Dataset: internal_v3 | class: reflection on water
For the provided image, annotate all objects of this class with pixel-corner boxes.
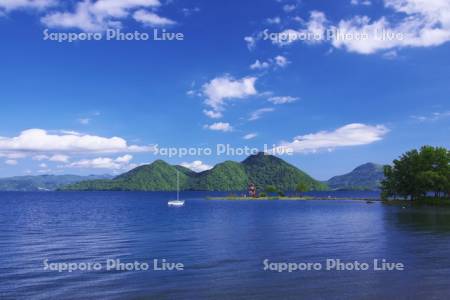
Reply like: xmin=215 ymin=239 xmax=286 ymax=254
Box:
xmin=388 ymin=206 xmax=450 ymax=233
xmin=1 ymin=192 xmax=450 ymax=299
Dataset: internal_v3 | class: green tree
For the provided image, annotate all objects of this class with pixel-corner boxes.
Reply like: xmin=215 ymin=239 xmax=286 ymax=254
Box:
xmin=296 ymin=182 xmax=309 ymax=196
xmin=265 ymin=185 xmax=278 ymax=194
xmin=381 ymin=146 xmax=450 ymax=201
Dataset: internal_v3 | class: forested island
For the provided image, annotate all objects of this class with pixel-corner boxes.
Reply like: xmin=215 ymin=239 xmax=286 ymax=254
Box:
xmin=0 ymin=147 xmax=447 ymax=201
xmin=62 ymin=152 xmax=328 ymax=192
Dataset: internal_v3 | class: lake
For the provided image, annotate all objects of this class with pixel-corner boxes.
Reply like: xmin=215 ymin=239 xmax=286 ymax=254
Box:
xmin=1 ymin=191 xmax=450 ymax=299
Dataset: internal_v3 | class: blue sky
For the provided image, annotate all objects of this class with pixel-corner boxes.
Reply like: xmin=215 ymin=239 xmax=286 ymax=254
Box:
xmin=0 ymin=0 xmax=449 ymax=180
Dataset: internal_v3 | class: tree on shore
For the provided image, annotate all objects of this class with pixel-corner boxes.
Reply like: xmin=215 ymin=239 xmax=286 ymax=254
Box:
xmin=296 ymin=182 xmax=309 ymax=196
xmin=381 ymin=146 xmax=450 ymax=200
xmin=265 ymin=185 xmax=278 ymax=195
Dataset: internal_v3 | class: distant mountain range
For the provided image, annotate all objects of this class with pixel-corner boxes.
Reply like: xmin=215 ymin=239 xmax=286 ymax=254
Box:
xmin=326 ymin=163 xmax=385 ymax=191
xmin=0 ymin=174 xmax=113 ymax=191
xmin=0 ymin=156 xmax=386 ymax=192
xmin=63 ymin=153 xmax=328 ymax=192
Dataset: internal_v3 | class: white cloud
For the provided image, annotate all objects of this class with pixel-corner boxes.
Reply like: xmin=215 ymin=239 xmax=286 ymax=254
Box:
xmin=0 ymin=129 xmax=154 ymax=158
xmin=249 ymin=107 xmax=275 ymax=121
xmin=49 ymin=154 xmax=70 ymax=162
xmin=115 ymin=154 xmax=133 ymax=163
xmin=244 ymin=36 xmax=257 ymax=50
xmin=78 ymin=118 xmax=90 ymax=125
xmin=351 ymin=0 xmax=372 ymax=5
xmin=204 ymin=122 xmax=233 ymax=132
xmin=411 ymin=111 xmax=450 ymax=122
xmin=42 ymin=0 xmax=106 ymax=32
xmin=202 ymin=75 xmax=258 ymax=117
xmin=180 ymin=160 xmax=212 ymax=172
xmin=267 ymin=16 xmax=281 ymax=24
xmin=133 ymin=9 xmax=175 ymax=26
xmin=0 ymin=0 xmax=55 ymax=11
xmin=250 ymin=59 xmax=271 ymax=70
xmin=283 ymin=4 xmax=297 ymax=13
xmin=250 ymin=55 xmax=290 ymax=70
xmin=203 ymin=109 xmax=223 ymax=119
xmin=0 ymin=152 xmax=27 ymax=159
xmin=32 ymin=154 xmax=49 ymax=161
xmin=39 ymin=163 xmax=48 ymax=168
xmin=330 ymin=16 xmax=400 ymax=54
xmin=274 ymin=123 xmax=389 ymax=154
xmin=382 ymin=50 xmax=398 ymax=59
xmin=67 ymin=154 xmax=133 ymax=170
xmin=268 ymin=96 xmax=298 ymax=104
xmin=181 ymin=7 xmax=200 ymax=16
xmin=5 ymin=159 xmax=18 ymax=165
xmin=243 ymin=133 xmax=258 ymax=140
xmin=271 ymin=11 xmax=328 ymax=46
xmin=305 ymin=11 xmax=328 ymax=42
xmin=274 ymin=55 xmax=290 ymax=67
xmin=41 ymin=0 xmax=169 ymax=32
xmin=333 ymin=0 xmax=450 ymax=54
xmin=263 ymin=1 xmax=450 ymax=54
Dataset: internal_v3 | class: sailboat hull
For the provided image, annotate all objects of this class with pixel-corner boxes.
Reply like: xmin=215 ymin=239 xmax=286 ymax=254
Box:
xmin=168 ymin=200 xmax=185 ymax=207
xmin=168 ymin=171 xmax=184 ymax=207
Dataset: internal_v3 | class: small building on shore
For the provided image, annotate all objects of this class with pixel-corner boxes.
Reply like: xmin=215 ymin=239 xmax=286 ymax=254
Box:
xmin=248 ymin=183 xmax=257 ymax=198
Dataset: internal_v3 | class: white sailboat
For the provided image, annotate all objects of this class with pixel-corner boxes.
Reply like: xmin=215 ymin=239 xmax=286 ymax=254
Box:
xmin=168 ymin=171 xmax=185 ymax=207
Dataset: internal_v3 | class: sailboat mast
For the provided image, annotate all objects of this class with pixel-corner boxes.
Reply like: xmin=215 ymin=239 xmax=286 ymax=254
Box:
xmin=177 ymin=171 xmax=179 ymax=201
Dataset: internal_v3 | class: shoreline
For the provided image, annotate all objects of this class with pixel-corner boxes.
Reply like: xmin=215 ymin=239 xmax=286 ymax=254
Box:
xmin=207 ymin=196 xmax=381 ymax=202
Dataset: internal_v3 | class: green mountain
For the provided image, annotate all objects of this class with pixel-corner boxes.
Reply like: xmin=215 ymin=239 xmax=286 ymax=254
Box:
xmin=65 ymin=160 xmax=188 ymax=191
xmin=63 ymin=153 xmax=327 ymax=192
xmin=190 ymin=161 xmax=249 ymax=191
xmin=0 ymin=174 xmax=112 ymax=191
xmin=326 ymin=163 xmax=385 ymax=191
xmin=242 ymin=152 xmax=327 ymax=191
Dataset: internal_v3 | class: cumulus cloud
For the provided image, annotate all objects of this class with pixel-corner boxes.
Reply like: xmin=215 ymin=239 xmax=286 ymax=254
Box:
xmin=269 ymin=1 xmax=450 ymax=54
xmin=283 ymin=4 xmax=297 ymax=13
xmin=67 ymin=154 xmax=133 ymax=170
xmin=202 ymin=75 xmax=258 ymax=117
xmin=351 ymin=0 xmax=372 ymax=5
xmin=268 ymin=96 xmax=299 ymax=104
xmin=250 ymin=59 xmax=271 ymax=70
xmin=274 ymin=123 xmax=389 ymax=153
xmin=0 ymin=0 xmax=55 ymax=11
xmin=332 ymin=0 xmax=450 ymax=54
xmin=243 ymin=133 xmax=258 ymax=140
xmin=180 ymin=160 xmax=213 ymax=172
xmin=274 ymin=55 xmax=290 ymax=67
xmin=249 ymin=107 xmax=275 ymax=121
xmin=267 ymin=16 xmax=281 ymax=24
xmin=250 ymin=55 xmax=290 ymax=70
xmin=244 ymin=36 xmax=257 ymax=50
xmin=41 ymin=0 xmax=172 ymax=32
xmin=203 ymin=109 xmax=223 ymax=119
xmin=256 ymin=0 xmax=450 ymax=55
xmin=204 ymin=122 xmax=233 ymax=132
xmin=272 ymin=11 xmax=328 ymax=46
xmin=133 ymin=9 xmax=175 ymax=26
xmin=0 ymin=129 xmax=154 ymax=159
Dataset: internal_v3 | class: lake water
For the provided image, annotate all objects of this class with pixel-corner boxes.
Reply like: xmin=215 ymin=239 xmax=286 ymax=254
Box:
xmin=1 ymin=191 xmax=450 ymax=299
